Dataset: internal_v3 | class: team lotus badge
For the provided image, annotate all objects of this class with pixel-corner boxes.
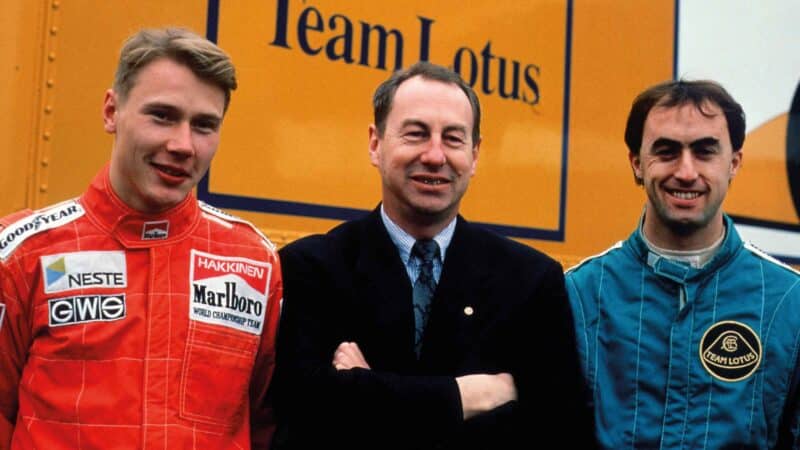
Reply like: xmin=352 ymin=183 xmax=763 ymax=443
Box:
xmin=699 ymin=320 xmax=762 ymax=382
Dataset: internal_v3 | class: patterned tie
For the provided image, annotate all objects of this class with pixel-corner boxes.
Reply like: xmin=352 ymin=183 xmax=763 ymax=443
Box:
xmin=412 ymin=239 xmax=439 ymax=357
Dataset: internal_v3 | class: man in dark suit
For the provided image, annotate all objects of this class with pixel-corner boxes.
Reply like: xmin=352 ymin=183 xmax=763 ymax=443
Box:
xmin=273 ymin=62 xmax=595 ymax=449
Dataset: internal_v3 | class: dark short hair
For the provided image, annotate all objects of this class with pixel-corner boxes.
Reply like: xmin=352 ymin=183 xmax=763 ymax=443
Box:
xmin=624 ymin=79 xmax=745 ymax=155
xmin=113 ymin=27 xmax=237 ymax=112
xmin=373 ymin=61 xmax=481 ymax=145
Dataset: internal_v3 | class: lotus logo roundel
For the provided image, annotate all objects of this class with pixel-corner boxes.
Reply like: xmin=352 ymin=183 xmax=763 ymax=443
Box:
xmin=699 ymin=321 xmax=762 ymax=382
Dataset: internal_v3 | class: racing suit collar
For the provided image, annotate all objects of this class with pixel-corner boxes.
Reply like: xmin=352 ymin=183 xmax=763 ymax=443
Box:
xmin=79 ymin=164 xmax=200 ymax=248
xmin=629 ymin=213 xmax=742 ymax=284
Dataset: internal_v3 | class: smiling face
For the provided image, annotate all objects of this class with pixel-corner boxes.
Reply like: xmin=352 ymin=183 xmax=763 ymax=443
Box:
xmin=631 ymin=101 xmax=742 ymax=249
xmin=368 ymin=75 xmax=480 ymax=238
xmin=103 ymin=57 xmax=225 ymax=214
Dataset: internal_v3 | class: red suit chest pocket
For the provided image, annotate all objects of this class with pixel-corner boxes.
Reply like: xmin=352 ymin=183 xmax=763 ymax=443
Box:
xmin=179 ymin=320 xmax=259 ymax=427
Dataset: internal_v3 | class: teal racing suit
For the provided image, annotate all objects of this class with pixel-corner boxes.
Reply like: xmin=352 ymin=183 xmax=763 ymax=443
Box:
xmin=566 ymin=215 xmax=800 ymax=449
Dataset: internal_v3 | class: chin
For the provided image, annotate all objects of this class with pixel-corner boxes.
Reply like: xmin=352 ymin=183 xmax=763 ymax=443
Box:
xmin=664 ymin=215 xmax=709 ymax=235
xmin=411 ymin=201 xmax=448 ymax=215
xmin=145 ymin=192 xmax=186 ymax=213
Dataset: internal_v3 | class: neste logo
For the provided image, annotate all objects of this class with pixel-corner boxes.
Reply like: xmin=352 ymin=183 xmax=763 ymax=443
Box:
xmin=41 ymin=251 xmax=127 ymax=294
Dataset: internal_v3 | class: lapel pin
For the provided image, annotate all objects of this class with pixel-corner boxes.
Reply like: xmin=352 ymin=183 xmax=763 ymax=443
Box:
xmin=464 ymin=306 xmax=474 ymax=316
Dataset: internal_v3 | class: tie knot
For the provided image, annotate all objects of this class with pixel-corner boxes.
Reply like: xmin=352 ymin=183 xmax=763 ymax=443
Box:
xmin=412 ymin=239 xmax=439 ymax=264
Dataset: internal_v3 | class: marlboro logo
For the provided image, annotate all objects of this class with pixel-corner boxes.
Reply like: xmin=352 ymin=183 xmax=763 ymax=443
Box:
xmin=189 ymin=250 xmax=271 ymax=335
xmin=142 ymin=221 xmax=169 ymax=240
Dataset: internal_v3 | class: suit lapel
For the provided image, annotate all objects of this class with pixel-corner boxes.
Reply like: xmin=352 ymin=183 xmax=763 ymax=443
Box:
xmin=421 ymin=217 xmax=491 ymax=367
xmin=353 ymin=210 xmax=417 ymax=366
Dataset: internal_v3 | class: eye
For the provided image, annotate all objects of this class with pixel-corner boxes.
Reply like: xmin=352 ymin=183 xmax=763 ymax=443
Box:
xmin=444 ymin=134 xmax=466 ymax=147
xmin=192 ymin=118 xmax=220 ymax=134
xmin=149 ymin=110 xmax=170 ymax=122
xmin=653 ymin=146 xmax=679 ymax=160
xmin=693 ymin=146 xmax=717 ymax=159
xmin=146 ymin=107 xmax=177 ymax=124
xmin=403 ymin=129 xmax=428 ymax=142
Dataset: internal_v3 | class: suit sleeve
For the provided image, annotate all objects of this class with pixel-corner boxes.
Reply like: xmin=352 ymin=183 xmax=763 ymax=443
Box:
xmin=272 ymin=242 xmax=462 ymax=447
xmin=0 ymin=260 xmax=31 ymax=448
xmin=565 ymin=271 xmax=592 ymax=386
xmin=512 ymin=261 xmax=597 ymax=448
xmin=249 ymin=252 xmax=283 ymax=450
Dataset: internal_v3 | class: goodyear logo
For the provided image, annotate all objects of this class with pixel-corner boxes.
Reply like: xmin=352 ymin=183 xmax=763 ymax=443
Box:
xmin=0 ymin=201 xmax=85 ymax=260
xmin=699 ymin=320 xmax=762 ymax=382
xmin=40 ymin=251 xmax=127 ymax=294
xmin=48 ymin=294 xmax=126 ymax=327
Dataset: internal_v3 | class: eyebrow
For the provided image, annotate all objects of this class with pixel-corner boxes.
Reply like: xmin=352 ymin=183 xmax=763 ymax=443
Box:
xmin=143 ymin=102 xmax=223 ymax=122
xmin=399 ymin=119 xmax=468 ymax=136
xmin=651 ymin=137 xmax=720 ymax=150
xmin=400 ymin=119 xmax=429 ymax=130
xmin=688 ymin=137 xmax=720 ymax=150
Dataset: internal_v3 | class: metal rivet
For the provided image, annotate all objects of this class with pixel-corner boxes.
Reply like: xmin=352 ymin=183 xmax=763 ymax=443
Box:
xmin=50 ymin=27 xmax=58 ymax=35
xmin=43 ymin=131 xmax=51 ymax=141
xmin=52 ymin=1 xmax=60 ymax=10
xmin=41 ymin=158 xmax=49 ymax=167
xmin=44 ymin=106 xmax=53 ymax=114
xmin=40 ymin=184 xmax=48 ymax=192
xmin=48 ymin=52 xmax=56 ymax=61
xmin=46 ymin=79 xmax=55 ymax=87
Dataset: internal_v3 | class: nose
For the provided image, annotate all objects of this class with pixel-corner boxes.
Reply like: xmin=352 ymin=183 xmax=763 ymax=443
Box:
xmin=674 ymin=150 xmax=698 ymax=181
xmin=419 ymin=138 xmax=446 ymax=168
xmin=166 ymin=122 xmax=194 ymax=156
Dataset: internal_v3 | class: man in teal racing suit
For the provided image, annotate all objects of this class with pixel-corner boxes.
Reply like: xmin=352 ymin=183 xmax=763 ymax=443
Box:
xmin=566 ymin=79 xmax=800 ymax=449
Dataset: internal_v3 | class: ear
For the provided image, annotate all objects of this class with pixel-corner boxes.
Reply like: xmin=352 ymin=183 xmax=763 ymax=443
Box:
xmin=629 ymin=151 xmax=643 ymax=183
xmin=368 ymin=124 xmax=381 ymax=168
xmin=729 ymin=150 xmax=743 ymax=178
xmin=102 ymin=89 xmax=118 ymax=134
xmin=469 ymin=136 xmax=481 ymax=176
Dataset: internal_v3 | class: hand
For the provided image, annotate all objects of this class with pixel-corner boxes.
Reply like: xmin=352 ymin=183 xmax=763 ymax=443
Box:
xmin=455 ymin=372 xmax=517 ymax=420
xmin=332 ymin=341 xmax=371 ymax=370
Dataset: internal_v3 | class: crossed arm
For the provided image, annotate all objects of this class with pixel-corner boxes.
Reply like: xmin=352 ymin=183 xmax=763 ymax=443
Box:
xmin=331 ymin=341 xmax=517 ymax=420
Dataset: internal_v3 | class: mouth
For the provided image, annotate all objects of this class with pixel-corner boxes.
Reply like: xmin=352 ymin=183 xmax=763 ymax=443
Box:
xmin=666 ymin=189 xmax=702 ymax=200
xmin=411 ymin=174 xmax=450 ymax=186
xmin=152 ymin=162 xmax=190 ymax=178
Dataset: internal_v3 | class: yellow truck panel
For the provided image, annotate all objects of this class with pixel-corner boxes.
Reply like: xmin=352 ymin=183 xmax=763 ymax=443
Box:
xmin=1 ymin=0 xmax=797 ymax=266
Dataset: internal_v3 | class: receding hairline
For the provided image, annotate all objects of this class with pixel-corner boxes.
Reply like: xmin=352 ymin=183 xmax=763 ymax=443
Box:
xmin=385 ymin=75 xmax=477 ymax=133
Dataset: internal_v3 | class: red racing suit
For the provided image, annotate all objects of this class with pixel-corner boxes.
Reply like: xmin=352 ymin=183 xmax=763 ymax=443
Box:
xmin=0 ymin=166 xmax=282 ymax=449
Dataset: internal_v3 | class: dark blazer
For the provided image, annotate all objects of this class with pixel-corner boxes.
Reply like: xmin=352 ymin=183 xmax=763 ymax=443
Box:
xmin=272 ymin=208 xmax=595 ymax=449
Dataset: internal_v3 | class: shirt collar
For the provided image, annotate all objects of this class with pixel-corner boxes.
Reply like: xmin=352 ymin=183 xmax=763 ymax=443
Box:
xmin=641 ymin=223 xmax=725 ymax=269
xmin=80 ymin=164 xmax=200 ymax=248
xmin=380 ymin=204 xmax=455 ymax=266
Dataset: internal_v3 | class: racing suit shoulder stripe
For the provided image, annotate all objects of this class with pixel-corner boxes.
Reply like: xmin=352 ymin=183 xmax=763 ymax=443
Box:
xmin=198 ymin=201 xmax=276 ymax=251
xmin=565 ymin=240 xmax=624 ymax=274
xmin=743 ymin=241 xmax=800 ymax=276
xmin=0 ymin=200 xmax=84 ymax=261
